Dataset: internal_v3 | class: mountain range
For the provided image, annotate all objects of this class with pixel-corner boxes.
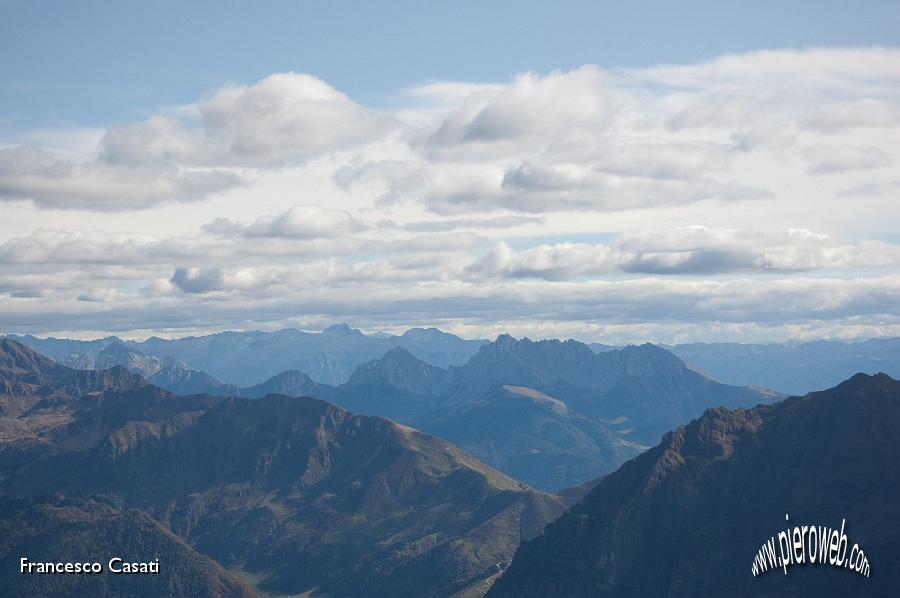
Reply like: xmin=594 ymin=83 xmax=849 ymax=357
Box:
xmin=6 ymin=333 xmax=779 ymax=491
xmin=8 ymin=325 xmax=487 ymax=386
xmin=324 ymin=336 xmax=779 ymax=490
xmin=489 ymin=372 xmax=900 ymax=597
xmin=0 ymin=338 xmax=565 ymax=597
xmin=16 ymin=327 xmax=900 ymax=398
xmin=2 ymin=336 xmax=897 ymax=596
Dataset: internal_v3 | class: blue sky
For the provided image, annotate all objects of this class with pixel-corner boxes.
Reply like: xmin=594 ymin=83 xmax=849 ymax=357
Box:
xmin=3 ymin=0 xmax=898 ymax=129
xmin=1 ymin=2 xmax=899 ymax=342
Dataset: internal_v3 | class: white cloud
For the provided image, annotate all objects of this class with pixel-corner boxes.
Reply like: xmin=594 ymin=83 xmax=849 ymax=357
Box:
xmin=625 ymin=47 xmax=900 ymax=93
xmin=800 ymin=98 xmax=900 ymax=133
xmin=0 ymin=146 xmax=241 ymax=210
xmin=198 ymin=73 xmax=394 ymax=166
xmin=424 ymin=67 xmax=613 ymax=154
xmin=804 ymin=145 xmax=892 ymax=175
xmin=2 ymin=48 xmax=900 ymax=341
xmin=204 ymin=205 xmax=367 ymax=239
xmin=101 ymin=116 xmax=203 ymax=164
xmin=837 ymin=179 xmax=900 ymax=197
xmin=101 ymin=73 xmax=395 ymax=168
xmin=463 ymin=227 xmax=900 ymax=280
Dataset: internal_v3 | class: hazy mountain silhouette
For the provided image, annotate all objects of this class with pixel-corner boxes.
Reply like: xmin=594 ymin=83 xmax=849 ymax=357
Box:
xmin=489 ymin=373 xmax=900 ymax=597
xmin=9 ymin=325 xmax=486 ymax=386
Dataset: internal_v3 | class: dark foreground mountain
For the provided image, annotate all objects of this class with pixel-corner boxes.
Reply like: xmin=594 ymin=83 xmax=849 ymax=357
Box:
xmin=328 ymin=337 xmax=778 ymax=490
xmin=489 ymin=373 xmax=900 ymax=597
xmin=668 ymin=337 xmax=900 ymax=395
xmin=0 ymin=340 xmax=565 ymax=597
xmin=0 ymin=496 xmax=261 ymax=597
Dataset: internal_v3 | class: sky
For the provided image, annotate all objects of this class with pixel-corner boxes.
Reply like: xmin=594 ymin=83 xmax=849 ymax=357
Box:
xmin=1 ymin=1 xmax=899 ymax=343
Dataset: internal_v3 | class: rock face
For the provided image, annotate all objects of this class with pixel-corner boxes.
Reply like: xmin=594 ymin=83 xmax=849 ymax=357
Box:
xmin=0 ymin=339 xmax=565 ymax=597
xmin=488 ymin=373 xmax=900 ymax=597
xmin=0 ymin=496 xmax=262 ymax=597
xmin=325 ymin=336 xmax=779 ymax=490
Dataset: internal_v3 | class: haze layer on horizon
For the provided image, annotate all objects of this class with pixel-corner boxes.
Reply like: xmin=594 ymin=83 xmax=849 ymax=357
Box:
xmin=1 ymin=1 xmax=899 ymax=344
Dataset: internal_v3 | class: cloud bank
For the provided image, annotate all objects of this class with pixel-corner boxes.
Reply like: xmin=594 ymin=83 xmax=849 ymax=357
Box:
xmin=1 ymin=48 xmax=899 ymax=341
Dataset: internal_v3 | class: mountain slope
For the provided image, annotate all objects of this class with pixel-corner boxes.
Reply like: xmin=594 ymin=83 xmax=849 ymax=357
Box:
xmin=0 ymin=496 xmax=261 ymax=597
xmin=0 ymin=337 xmax=144 ymax=394
xmin=489 ymin=373 xmax=900 ymax=597
xmin=0 ymin=340 xmax=565 ymax=597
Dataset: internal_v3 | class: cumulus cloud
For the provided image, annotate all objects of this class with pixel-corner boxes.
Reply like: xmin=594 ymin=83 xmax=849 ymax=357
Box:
xmin=101 ymin=73 xmax=394 ymax=168
xmin=170 ymin=267 xmax=234 ymax=294
xmin=100 ymin=116 xmax=203 ymax=164
xmin=8 ymin=48 xmax=899 ymax=214
xmin=0 ymin=146 xmax=241 ymax=210
xmin=424 ymin=67 xmax=612 ymax=153
xmin=3 ymin=48 xmax=900 ymax=341
xmin=0 ymin=73 xmax=395 ymax=211
xmin=199 ymin=73 xmax=393 ymax=165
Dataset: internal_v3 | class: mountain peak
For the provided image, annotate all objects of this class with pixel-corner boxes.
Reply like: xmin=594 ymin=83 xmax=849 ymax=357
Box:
xmin=380 ymin=345 xmax=421 ymax=363
xmin=400 ymin=327 xmax=444 ymax=341
xmin=0 ymin=337 xmax=62 ymax=375
xmin=344 ymin=346 xmax=448 ymax=403
xmin=834 ymin=371 xmax=895 ymax=390
xmin=495 ymin=333 xmax=518 ymax=345
xmin=266 ymin=369 xmax=315 ymax=384
xmin=323 ymin=323 xmax=361 ymax=335
xmin=354 ymin=346 xmax=434 ymax=380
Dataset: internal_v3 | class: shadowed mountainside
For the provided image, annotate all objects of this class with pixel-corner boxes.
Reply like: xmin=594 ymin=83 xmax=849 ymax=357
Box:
xmin=488 ymin=373 xmax=900 ymax=597
xmin=0 ymin=495 xmax=262 ymax=597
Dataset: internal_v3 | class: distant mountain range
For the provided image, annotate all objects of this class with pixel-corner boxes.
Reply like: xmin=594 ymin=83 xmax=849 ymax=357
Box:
xmin=6 ymin=333 xmax=779 ymax=491
xmin=0 ymin=338 xmax=564 ymax=597
xmin=13 ymin=327 xmax=899 ymax=397
xmin=489 ymin=372 xmax=900 ymax=597
xmin=8 ymin=325 xmax=487 ymax=386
